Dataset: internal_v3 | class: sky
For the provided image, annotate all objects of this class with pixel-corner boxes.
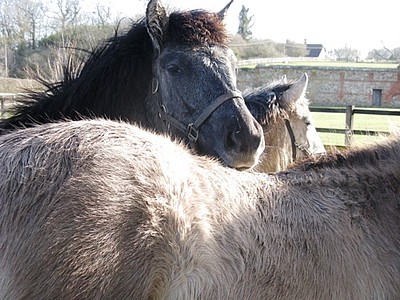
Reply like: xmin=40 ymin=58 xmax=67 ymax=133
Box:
xmin=82 ymin=0 xmax=399 ymax=58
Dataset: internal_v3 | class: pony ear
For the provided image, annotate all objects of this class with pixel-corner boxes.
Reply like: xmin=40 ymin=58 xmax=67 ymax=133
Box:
xmin=146 ymin=0 xmax=168 ymax=57
xmin=218 ymin=0 xmax=234 ymax=20
xmin=282 ymin=73 xmax=308 ymax=104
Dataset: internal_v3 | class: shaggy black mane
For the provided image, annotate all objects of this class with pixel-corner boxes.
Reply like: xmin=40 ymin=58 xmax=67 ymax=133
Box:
xmin=0 ymin=8 xmax=228 ymax=133
xmin=0 ymin=20 xmax=152 ymax=132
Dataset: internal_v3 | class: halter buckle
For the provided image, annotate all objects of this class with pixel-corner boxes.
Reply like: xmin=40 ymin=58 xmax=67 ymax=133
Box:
xmin=187 ymin=123 xmax=199 ymax=142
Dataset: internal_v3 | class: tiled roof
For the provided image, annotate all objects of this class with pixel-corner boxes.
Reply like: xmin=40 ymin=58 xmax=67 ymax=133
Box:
xmin=306 ymin=44 xmax=324 ymax=57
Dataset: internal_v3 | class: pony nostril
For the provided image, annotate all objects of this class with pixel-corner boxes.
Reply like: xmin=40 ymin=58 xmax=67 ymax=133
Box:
xmin=225 ymin=115 xmax=242 ymax=150
xmin=225 ymin=131 xmax=238 ymax=150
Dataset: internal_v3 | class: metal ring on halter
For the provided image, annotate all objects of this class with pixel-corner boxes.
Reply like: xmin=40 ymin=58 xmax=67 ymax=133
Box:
xmin=267 ymin=91 xmax=276 ymax=101
xmin=158 ymin=104 xmax=167 ymax=120
xmin=152 ymin=78 xmax=159 ymax=94
xmin=187 ymin=123 xmax=199 ymax=142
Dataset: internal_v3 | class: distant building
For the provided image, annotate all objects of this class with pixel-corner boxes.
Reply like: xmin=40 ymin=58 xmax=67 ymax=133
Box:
xmin=306 ymin=44 xmax=325 ymax=58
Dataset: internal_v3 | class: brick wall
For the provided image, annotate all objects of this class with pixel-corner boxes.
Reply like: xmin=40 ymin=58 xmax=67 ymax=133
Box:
xmin=237 ymin=65 xmax=400 ymax=107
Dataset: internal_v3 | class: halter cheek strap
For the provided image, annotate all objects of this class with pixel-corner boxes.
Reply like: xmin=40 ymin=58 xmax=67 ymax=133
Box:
xmin=284 ymin=119 xmax=297 ymax=162
xmin=284 ymin=119 xmax=313 ymax=161
xmin=158 ymin=90 xmax=244 ymax=144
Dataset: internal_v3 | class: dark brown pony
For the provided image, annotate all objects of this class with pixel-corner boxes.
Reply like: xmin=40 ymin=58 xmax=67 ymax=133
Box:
xmin=1 ymin=119 xmax=399 ymax=299
xmin=0 ymin=0 xmax=264 ymax=169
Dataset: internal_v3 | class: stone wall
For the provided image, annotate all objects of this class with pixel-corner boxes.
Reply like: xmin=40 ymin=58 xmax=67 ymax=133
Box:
xmin=237 ymin=65 xmax=400 ymax=107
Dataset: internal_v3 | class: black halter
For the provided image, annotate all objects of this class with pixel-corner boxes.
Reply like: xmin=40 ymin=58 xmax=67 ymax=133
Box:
xmin=284 ymin=119 xmax=312 ymax=161
xmin=155 ymin=81 xmax=244 ymax=146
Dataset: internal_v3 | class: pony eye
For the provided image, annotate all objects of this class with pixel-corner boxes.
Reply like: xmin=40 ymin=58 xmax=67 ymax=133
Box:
xmin=167 ymin=64 xmax=183 ymax=75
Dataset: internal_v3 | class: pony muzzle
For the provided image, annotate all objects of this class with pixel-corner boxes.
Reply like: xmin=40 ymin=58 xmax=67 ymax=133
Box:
xmin=223 ymin=117 xmax=265 ymax=169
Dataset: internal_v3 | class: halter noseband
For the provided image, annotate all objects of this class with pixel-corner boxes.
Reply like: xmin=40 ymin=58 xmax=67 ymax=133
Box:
xmin=157 ymin=87 xmax=244 ymax=145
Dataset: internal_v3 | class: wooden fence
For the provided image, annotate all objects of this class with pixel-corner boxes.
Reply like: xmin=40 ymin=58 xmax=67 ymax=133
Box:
xmin=310 ymin=105 xmax=400 ymax=147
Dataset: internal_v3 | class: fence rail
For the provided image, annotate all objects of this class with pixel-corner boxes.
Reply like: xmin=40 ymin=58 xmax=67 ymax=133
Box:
xmin=310 ymin=105 xmax=400 ymax=147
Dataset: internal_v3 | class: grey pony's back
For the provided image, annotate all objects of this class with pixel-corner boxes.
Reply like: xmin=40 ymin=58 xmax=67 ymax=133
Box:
xmin=1 ymin=119 xmax=400 ymax=299
xmin=0 ymin=119 xmax=234 ymax=299
xmin=0 ymin=120 xmax=158 ymax=299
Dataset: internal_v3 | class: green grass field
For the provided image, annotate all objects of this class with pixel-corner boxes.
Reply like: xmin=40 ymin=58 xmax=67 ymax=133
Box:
xmin=311 ymin=108 xmax=400 ymax=147
xmin=270 ymin=61 xmax=399 ymax=69
xmin=239 ymin=61 xmax=399 ymax=69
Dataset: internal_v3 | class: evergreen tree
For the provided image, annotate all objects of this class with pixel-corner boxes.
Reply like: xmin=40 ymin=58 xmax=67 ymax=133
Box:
xmin=237 ymin=5 xmax=254 ymax=41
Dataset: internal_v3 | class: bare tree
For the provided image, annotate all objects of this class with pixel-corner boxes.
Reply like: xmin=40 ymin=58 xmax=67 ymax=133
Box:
xmin=52 ymin=0 xmax=81 ymax=38
xmin=0 ymin=0 xmax=47 ymax=77
xmin=0 ymin=0 xmax=46 ymax=48
xmin=18 ymin=0 xmax=47 ymax=49
xmin=367 ymin=47 xmax=400 ymax=62
xmin=0 ymin=0 xmax=133 ymax=78
xmin=330 ymin=46 xmax=360 ymax=62
xmin=92 ymin=4 xmax=112 ymax=27
xmin=1 ymin=0 xmax=27 ymax=47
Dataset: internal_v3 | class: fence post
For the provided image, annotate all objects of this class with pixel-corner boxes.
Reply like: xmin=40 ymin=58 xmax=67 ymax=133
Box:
xmin=345 ymin=105 xmax=354 ymax=146
xmin=0 ymin=96 xmax=4 ymax=118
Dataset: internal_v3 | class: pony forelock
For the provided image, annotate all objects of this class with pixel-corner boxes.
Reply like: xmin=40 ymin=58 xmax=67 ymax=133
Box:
xmin=167 ymin=10 xmax=228 ymax=46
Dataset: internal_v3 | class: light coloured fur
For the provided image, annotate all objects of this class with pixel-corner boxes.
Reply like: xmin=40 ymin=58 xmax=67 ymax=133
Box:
xmin=1 ymin=119 xmax=399 ymax=299
xmin=247 ymin=73 xmax=326 ymax=173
